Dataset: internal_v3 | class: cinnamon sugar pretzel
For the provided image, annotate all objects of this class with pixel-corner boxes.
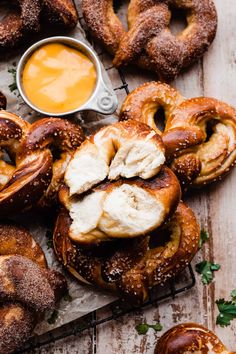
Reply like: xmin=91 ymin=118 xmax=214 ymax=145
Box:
xmin=82 ymin=0 xmax=217 ymax=81
xmin=0 ymin=223 xmax=67 ymax=354
xmin=120 ymin=82 xmax=236 ymax=187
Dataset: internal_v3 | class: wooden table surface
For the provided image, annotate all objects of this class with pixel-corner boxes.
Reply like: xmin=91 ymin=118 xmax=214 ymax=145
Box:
xmin=34 ymin=1 xmax=236 ymax=353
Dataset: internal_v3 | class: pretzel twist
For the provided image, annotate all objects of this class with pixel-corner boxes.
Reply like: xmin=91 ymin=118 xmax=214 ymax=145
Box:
xmin=155 ymin=323 xmax=235 ymax=353
xmin=0 ymin=223 xmax=67 ymax=354
xmin=82 ymin=0 xmax=217 ymax=81
xmin=53 ymin=201 xmax=199 ymax=303
xmin=60 ymin=120 xmax=181 ymax=245
xmin=0 ymin=111 xmax=84 ymax=215
xmin=120 ymin=82 xmax=236 ymax=188
xmin=0 ymin=0 xmax=78 ymax=54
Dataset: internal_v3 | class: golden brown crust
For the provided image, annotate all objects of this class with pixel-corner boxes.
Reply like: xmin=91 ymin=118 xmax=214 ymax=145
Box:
xmin=120 ymin=81 xmax=184 ymax=134
xmin=119 ymin=83 xmax=236 ymax=188
xmin=155 ymin=323 xmax=233 ymax=353
xmin=53 ymin=201 xmax=199 ymax=303
xmin=20 ymin=118 xmax=85 ymax=208
xmin=0 ymin=112 xmax=84 ymax=214
xmin=82 ymin=0 xmax=217 ymax=80
xmin=0 ymin=223 xmax=47 ymax=268
xmin=164 ymin=97 xmax=236 ymax=187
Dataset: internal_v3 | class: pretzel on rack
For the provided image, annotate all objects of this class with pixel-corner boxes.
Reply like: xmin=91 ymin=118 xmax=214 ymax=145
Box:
xmin=0 ymin=111 xmax=84 ymax=215
xmin=120 ymin=82 xmax=236 ymax=188
xmin=82 ymin=0 xmax=217 ymax=81
xmin=60 ymin=120 xmax=181 ymax=245
xmin=0 ymin=223 xmax=67 ymax=354
xmin=54 ymin=201 xmax=199 ymax=303
xmin=155 ymin=323 xmax=235 ymax=353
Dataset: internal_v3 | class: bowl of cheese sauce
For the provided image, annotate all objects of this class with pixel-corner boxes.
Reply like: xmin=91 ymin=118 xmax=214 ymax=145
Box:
xmin=17 ymin=37 xmax=118 ymax=116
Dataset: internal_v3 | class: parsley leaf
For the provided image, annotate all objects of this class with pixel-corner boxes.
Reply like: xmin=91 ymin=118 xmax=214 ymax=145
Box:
xmin=216 ymin=299 xmax=236 ymax=327
xmin=47 ymin=310 xmax=59 ymax=324
xmin=136 ymin=322 xmax=163 ymax=335
xmin=199 ymin=229 xmax=209 ymax=248
xmin=8 ymin=68 xmax=17 ymax=93
xmin=196 ymin=260 xmax=220 ymax=284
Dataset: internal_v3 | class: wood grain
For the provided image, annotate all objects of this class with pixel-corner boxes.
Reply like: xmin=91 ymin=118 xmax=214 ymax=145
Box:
xmin=35 ymin=0 xmax=236 ymax=352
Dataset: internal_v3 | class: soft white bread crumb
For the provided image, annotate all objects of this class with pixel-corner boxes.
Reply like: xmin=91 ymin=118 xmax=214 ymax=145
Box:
xmin=69 ymin=191 xmax=106 ymax=234
xmin=65 ymin=142 xmax=108 ymax=195
xmin=99 ymin=184 xmax=165 ymax=237
xmin=108 ymin=141 xmax=165 ymax=180
xmin=68 ymin=184 xmax=165 ymax=242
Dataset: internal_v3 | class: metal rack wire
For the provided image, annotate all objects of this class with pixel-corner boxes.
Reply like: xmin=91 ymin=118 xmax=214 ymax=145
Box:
xmin=18 ymin=57 xmax=196 ymax=353
xmin=20 ymin=265 xmax=195 ymax=353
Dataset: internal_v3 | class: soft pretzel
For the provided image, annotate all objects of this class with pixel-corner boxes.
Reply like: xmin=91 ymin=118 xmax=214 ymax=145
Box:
xmin=82 ymin=0 xmax=217 ymax=81
xmin=0 ymin=223 xmax=47 ymax=268
xmin=19 ymin=117 xmax=85 ymax=208
xmin=60 ymin=167 xmax=181 ymax=244
xmin=120 ymin=81 xmax=184 ymax=135
xmin=120 ymin=82 xmax=236 ymax=188
xmin=0 ymin=303 xmax=35 ymax=354
xmin=0 ymin=112 xmax=84 ymax=214
xmin=155 ymin=323 xmax=234 ymax=353
xmin=163 ymin=97 xmax=236 ymax=187
xmin=42 ymin=0 xmax=79 ymax=28
xmin=0 ymin=0 xmax=41 ymax=52
xmin=62 ymin=120 xmax=181 ymax=244
xmin=0 ymin=0 xmax=78 ymax=54
xmin=0 ymin=224 xmax=67 ymax=354
xmin=53 ymin=201 xmax=199 ymax=303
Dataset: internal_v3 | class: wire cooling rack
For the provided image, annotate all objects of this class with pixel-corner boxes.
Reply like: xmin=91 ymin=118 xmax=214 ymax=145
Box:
xmin=17 ymin=16 xmax=196 ymax=353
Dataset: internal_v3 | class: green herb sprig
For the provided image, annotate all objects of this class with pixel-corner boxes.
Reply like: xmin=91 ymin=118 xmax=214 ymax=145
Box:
xmin=196 ymin=260 xmax=220 ymax=284
xmin=136 ymin=322 xmax=163 ymax=335
xmin=216 ymin=290 xmax=236 ymax=327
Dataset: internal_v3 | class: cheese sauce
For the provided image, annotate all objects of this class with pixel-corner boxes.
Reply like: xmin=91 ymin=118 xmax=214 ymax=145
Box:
xmin=22 ymin=43 xmax=97 ymax=113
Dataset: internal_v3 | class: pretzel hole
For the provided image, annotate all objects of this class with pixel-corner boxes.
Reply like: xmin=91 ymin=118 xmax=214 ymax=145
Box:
xmin=169 ymin=7 xmax=188 ymax=36
xmin=113 ymin=0 xmax=129 ymax=30
xmin=0 ymin=149 xmax=13 ymax=165
xmin=0 ymin=1 xmax=17 ymax=20
xmin=149 ymin=228 xmax=171 ymax=249
xmin=205 ymin=120 xmax=217 ymax=142
xmin=154 ymin=107 xmax=166 ymax=132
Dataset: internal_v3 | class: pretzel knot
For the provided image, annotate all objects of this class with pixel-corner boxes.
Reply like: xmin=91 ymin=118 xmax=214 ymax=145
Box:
xmin=54 ymin=201 xmax=199 ymax=303
xmin=58 ymin=120 xmax=181 ymax=245
xmin=120 ymin=82 xmax=236 ymax=188
xmin=0 ymin=223 xmax=67 ymax=354
xmin=82 ymin=0 xmax=217 ymax=81
xmin=155 ymin=323 xmax=235 ymax=353
xmin=0 ymin=111 xmax=84 ymax=215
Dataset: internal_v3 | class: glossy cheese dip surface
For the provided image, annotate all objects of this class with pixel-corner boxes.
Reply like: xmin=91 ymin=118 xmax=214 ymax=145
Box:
xmin=22 ymin=43 xmax=97 ymax=113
